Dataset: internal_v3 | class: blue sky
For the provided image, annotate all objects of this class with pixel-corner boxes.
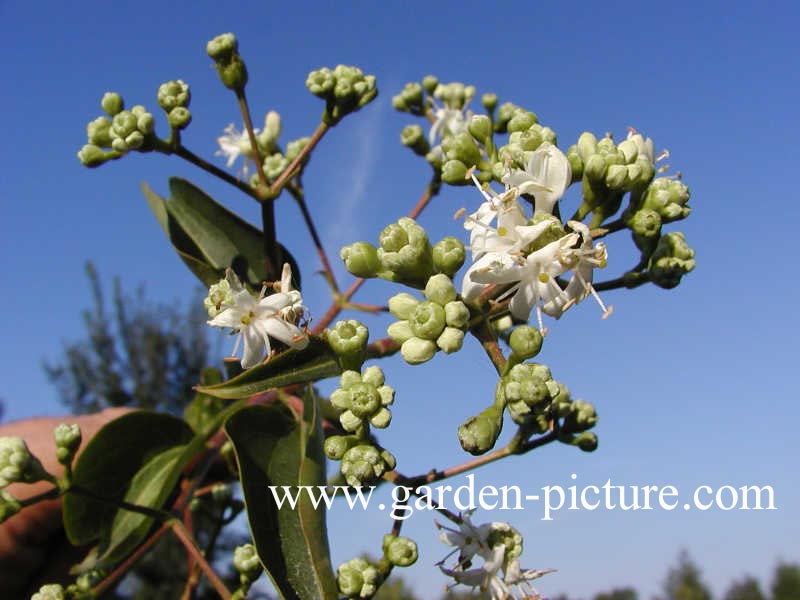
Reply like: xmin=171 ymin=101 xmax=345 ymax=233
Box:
xmin=1 ymin=1 xmax=799 ymax=598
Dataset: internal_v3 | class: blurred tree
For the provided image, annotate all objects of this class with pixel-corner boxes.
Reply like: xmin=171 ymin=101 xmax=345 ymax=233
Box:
xmin=595 ymin=588 xmax=638 ymax=600
xmin=723 ymin=576 xmax=765 ymax=600
xmin=373 ymin=575 xmax=421 ymax=600
xmin=770 ymin=562 xmax=800 ymax=600
xmin=44 ymin=262 xmax=210 ymax=415
xmin=656 ymin=550 xmax=713 ymax=600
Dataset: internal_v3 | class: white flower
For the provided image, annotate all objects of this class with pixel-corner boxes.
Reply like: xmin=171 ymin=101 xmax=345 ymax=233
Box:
xmin=429 ymin=106 xmax=469 ymax=146
xmin=502 ymin=143 xmax=572 ymax=215
xmin=216 ymin=123 xmax=258 ymax=175
xmin=436 ymin=510 xmax=493 ymax=565
xmin=440 ymin=544 xmax=511 ymax=600
xmin=545 ymin=221 xmax=613 ymax=320
xmin=466 ymin=232 xmax=577 ymax=332
xmin=206 ymin=264 xmax=308 ymax=369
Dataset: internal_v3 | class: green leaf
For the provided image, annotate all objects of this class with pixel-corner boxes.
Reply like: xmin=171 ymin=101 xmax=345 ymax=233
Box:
xmin=142 ymin=178 xmax=301 ymax=289
xmin=63 ymin=412 xmax=194 ymax=546
xmin=224 ymin=395 xmax=338 ymax=600
xmin=184 ymin=367 xmax=226 ymax=433
xmin=197 ymin=338 xmax=341 ymax=400
xmin=65 ymin=403 xmax=249 ymax=567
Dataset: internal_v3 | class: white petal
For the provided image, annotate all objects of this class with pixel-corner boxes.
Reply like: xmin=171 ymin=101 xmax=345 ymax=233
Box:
xmin=240 ymin=325 xmax=267 ymax=368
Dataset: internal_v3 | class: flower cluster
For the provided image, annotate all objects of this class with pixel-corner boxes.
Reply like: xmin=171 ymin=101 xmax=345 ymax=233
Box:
xmin=205 ymin=264 xmax=308 ymax=369
xmin=460 ymin=146 xmax=611 ymax=333
xmin=387 ymin=274 xmax=471 ymax=364
xmin=438 ymin=511 xmax=555 ymax=600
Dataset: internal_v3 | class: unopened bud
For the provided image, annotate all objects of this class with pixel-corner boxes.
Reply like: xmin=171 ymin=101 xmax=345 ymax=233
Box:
xmin=340 ymin=242 xmax=380 ymax=278
xmin=458 ymin=404 xmax=503 ymax=455
xmin=432 ymin=237 xmax=466 ymax=277
xmin=101 ymin=92 xmax=124 ymax=116
xmin=509 ymin=325 xmax=543 ymax=359
xmin=383 ymin=534 xmax=418 ymax=567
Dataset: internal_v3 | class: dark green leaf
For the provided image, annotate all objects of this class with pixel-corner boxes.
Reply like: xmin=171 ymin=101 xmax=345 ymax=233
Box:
xmin=224 ymin=394 xmax=337 ymax=600
xmin=197 ymin=338 xmax=341 ymax=400
xmin=142 ymin=178 xmax=301 ymax=289
xmin=63 ymin=412 xmax=194 ymax=546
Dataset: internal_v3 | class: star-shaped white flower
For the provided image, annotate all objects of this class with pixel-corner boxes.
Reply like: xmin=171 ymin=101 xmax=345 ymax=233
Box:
xmin=502 ymin=143 xmax=572 ymax=215
xmin=466 ymin=232 xmax=578 ymax=332
xmin=543 ymin=221 xmax=613 ymax=320
xmin=216 ymin=123 xmax=258 ymax=175
xmin=436 ymin=510 xmax=494 ymax=566
xmin=207 ymin=265 xmax=308 ymax=369
xmin=462 ymin=174 xmax=548 ymax=261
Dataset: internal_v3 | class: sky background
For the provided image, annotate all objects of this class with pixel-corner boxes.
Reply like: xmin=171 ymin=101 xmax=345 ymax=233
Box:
xmin=1 ymin=1 xmax=799 ymax=599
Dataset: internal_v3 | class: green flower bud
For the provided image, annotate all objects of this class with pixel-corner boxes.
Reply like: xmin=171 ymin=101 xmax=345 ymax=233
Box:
xmin=517 ymin=127 xmax=544 ymax=151
xmin=31 ymin=583 xmax=65 ymax=600
xmin=494 ymin=102 xmax=517 ymax=132
xmin=383 ymin=534 xmax=418 ymax=567
xmin=432 ymin=236 xmax=466 ymax=277
xmin=168 ymin=106 xmax=191 ymax=130
xmin=401 ymin=124 xmax=430 ymax=156
xmin=486 ymin=522 xmax=523 ymax=561
xmin=341 ymin=242 xmax=380 ymax=278
xmin=421 ymin=75 xmax=439 ymax=95
xmin=444 ymin=301 xmax=470 ymax=329
xmin=541 ymin=126 xmax=557 ymax=145
xmin=157 ymin=79 xmax=191 ymax=112
xmin=425 ymin=148 xmax=444 ymax=170
xmin=217 ymin=55 xmax=249 ymax=91
xmin=642 ymin=178 xmax=691 ymax=221
xmin=0 ymin=490 xmax=20 ymax=523
xmin=87 ymin=117 xmax=113 ymax=146
xmin=573 ymin=431 xmax=598 ymax=452
xmin=331 ymin=368 xmax=394 ymax=432
xmin=137 ymin=112 xmax=155 ymax=135
xmin=130 ymin=104 xmax=147 ymax=118
xmin=337 ymin=557 xmax=381 ymax=598
xmin=583 ymin=153 xmax=607 ymax=183
xmin=597 ymin=136 xmax=616 ymax=153
xmin=628 ymin=208 xmax=662 ymax=238
xmin=577 ymin=132 xmax=598 ymax=161
xmin=409 ymin=301 xmax=446 ymax=340
xmin=509 ymin=326 xmax=543 ymax=359
xmin=399 ymin=82 xmax=424 ymax=109
xmin=124 ymin=131 xmax=145 ymax=150
xmin=567 ymin=148 xmax=584 ymax=181
xmin=634 ymin=155 xmax=656 ymax=186
xmin=388 ymin=293 xmax=419 ymax=319
xmin=648 ymin=232 xmax=696 ymax=289
xmin=441 ymin=132 xmax=481 ymax=166
xmin=111 ymin=137 xmax=128 ymax=152
xmin=502 ymin=363 xmax=554 ymax=425
xmin=77 ymin=144 xmax=112 ymax=167
xmin=468 ymin=114 xmax=492 ymax=142
xmin=285 ymin=137 xmax=309 ymax=163
xmin=441 ymin=159 xmax=469 ymax=185
xmin=507 ymin=110 xmax=538 ymax=133
xmin=458 ymin=404 xmax=503 ymax=455
xmin=53 ymin=423 xmax=81 ymax=466
xmin=0 ymin=436 xmax=48 ymax=488
xmin=481 ymin=93 xmax=498 ymax=112
xmin=256 ymin=110 xmax=282 ymax=153
xmin=341 ymin=444 xmax=394 ymax=486
xmin=262 ymin=153 xmax=289 ymax=181
xmin=377 ymin=218 xmax=434 ymax=283
xmin=306 ymin=67 xmax=335 ymax=98
xmin=387 ymin=320 xmax=414 ymax=344
xmin=233 ymin=543 xmax=262 ymax=582
xmin=400 ymin=337 xmax=437 ymax=365
xmin=424 ymin=273 xmax=456 ymax=305
xmin=370 ymin=408 xmax=392 ymax=429
xmin=605 ymin=164 xmax=629 ymax=190
xmin=101 ymin=92 xmax=124 ymax=116
xmin=206 ymin=33 xmax=238 ymax=60
xmin=617 ymin=138 xmax=639 ymax=163
xmin=324 ymin=435 xmax=356 ymax=460
xmin=436 ymin=327 xmax=464 ymax=354
xmin=111 ymin=111 xmax=138 ymax=138
xmin=562 ymin=400 xmax=598 ymax=433
xmin=327 ymin=320 xmax=368 ymax=371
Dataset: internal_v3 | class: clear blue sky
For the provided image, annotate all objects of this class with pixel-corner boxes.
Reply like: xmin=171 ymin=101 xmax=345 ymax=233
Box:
xmin=1 ymin=1 xmax=798 ymax=598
